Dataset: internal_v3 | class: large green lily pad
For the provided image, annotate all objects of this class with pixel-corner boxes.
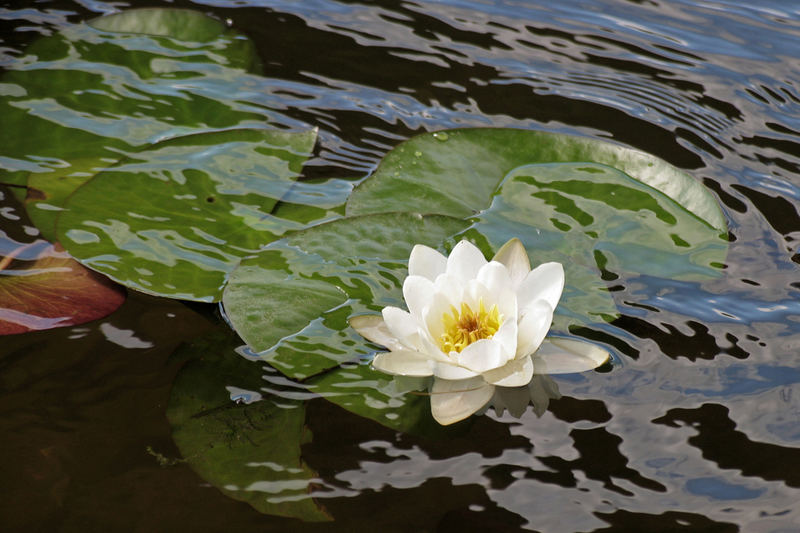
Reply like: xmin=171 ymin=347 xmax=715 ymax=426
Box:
xmin=167 ymin=330 xmax=330 ymax=521
xmin=25 ymin=157 xmax=118 ymax=243
xmin=57 ymin=128 xmax=317 ymax=302
xmin=223 ymin=128 xmax=729 ymax=377
xmin=346 ymin=128 xmax=727 ymax=233
xmin=461 ymin=161 xmax=727 ymax=332
xmin=216 ymin=129 xmax=729 ymax=436
xmin=222 ymin=213 xmax=469 ymax=379
xmin=1 ymin=7 xmax=264 ymax=192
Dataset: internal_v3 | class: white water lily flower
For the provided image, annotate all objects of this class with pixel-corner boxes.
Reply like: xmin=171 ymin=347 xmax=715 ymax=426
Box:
xmin=350 ymin=238 xmax=609 ymax=425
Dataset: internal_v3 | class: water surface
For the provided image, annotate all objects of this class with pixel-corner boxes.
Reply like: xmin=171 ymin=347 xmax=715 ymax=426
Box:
xmin=1 ymin=0 xmax=800 ymax=531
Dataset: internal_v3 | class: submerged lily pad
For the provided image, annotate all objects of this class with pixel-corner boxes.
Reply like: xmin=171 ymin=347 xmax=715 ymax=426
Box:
xmin=222 ymin=213 xmax=469 ymax=379
xmin=346 ymin=128 xmax=727 ymax=233
xmin=167 ymin=330 xmax=330 ymax=521
xmin=89 ymin=8 xmax=237 ymax=45
xmin=1 ymin=7 xmax=264 ymax=191
xmin=57 ymin=128 xmax=317 ymax=302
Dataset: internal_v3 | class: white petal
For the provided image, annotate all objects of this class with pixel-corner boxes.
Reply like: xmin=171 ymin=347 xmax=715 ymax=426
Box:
xmin=372 ymin=349 xmax=435 ymax=376
xmin=491 ymin=318 xmax=518 ymax=361
xmin=432 ymin=273 xmax=463 ymax=308
xmin=446 ymin=240 xmax=486 ymax=282
xmin=433 ymin=361 xmax=479 ymax=380
xmin=382 ymin=306 xmax=421 ymax=350
xmin=516 ymin=300 xmax=554 ymax=358
xmin=464 ymin=279 xmax=517 ymax=322
xmin=517 ymin=262 xmax=564 ymax=313
xmin=464 ymin=278 xmax=486 ymax=310
xmin=418 ymin=331 xmax=451 ymax=363
xmin=402 ymin=275 xmax=434 ymax=321
xmin=532 ymin=337 xmax=611 ymax=374
xmin=423 ymin=287 xmax=459 ymax=342
xmin=491 ymin=238 xmax=531 ymax=289
xmin=457 ymin=338 xmax=505 ymax=373
xmin=430 ymin=377 xmax=494 ymax=425
xmin=349 ymin=314 xmax=405 ymax=351
xmin=483 ymin=354 xmax=534 ymax=387
xmin=492 ymin=286 xmax=519 ymax=325
xmin=468 ymin=261 xmax=517 ymax=321
xmin=408 ymin=244 xmax=447 ymax=281
xmin=476 ymin=261 xmax=512 ymax=296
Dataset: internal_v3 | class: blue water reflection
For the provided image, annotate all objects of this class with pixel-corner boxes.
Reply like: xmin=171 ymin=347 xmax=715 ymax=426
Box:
xmin=686 ymin=476 xmax=767 ymax=501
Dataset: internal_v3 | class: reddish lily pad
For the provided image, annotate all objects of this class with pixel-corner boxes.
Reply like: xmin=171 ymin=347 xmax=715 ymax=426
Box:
xmin=0 ymin=242 xmax=125 ymax=335
xmin=1 ymin=184 xmax=124 ymax=334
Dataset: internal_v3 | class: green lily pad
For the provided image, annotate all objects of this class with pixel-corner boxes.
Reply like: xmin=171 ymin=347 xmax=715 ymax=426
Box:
xmin=460 ymin=162 xmax=727 ymax=331
xmin=222 ymin=213 xmax=469 ymax=379
xmin=25 ymin=158 xmax=117 ymax=243
xmin=306 ymin=361 xmax=447 ymax=435
xmin=56 ymin=128 xmax=317 ymax=302
xmin=167 ymin=329 xmax=330 ymax=521
xmin=219 ymin=129 xmax=729 ymax=431
xmin=223 ymin=130 xmax=728 ymax=374
xmin=1 ymin=7 xmax=264 ymax=190
xmin=346 ymin=128 xmax=727 ymax=233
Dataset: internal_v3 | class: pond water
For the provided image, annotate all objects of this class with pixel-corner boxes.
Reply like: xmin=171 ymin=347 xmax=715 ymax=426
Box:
xmin=2 ymin=0 xmax=800 ymax=531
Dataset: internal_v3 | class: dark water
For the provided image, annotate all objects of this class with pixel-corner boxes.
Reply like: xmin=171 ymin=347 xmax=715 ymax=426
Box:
xmin=2 ymin=0 xmax=800 ymax=531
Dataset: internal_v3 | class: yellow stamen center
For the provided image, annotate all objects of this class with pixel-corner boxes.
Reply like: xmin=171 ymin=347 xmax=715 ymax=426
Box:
xmin=439 ymin=299 xmax=502 ymax=353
